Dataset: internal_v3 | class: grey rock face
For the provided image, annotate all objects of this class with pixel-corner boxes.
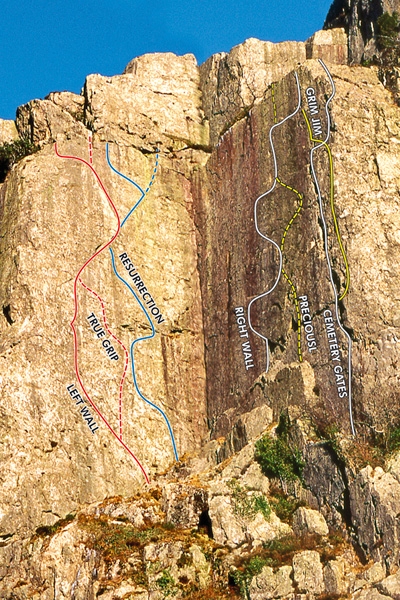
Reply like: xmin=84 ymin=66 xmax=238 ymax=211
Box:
xmin=200 ymin=38 xmax=306 ymax=146
xmin=302 ymin=442 xmax=347 ymax=520
xmin=0 ymin=50 xmax=209 ymax=541
xmin=325 ymin=0 xmax=400 ymax=63
xmin=350 ymin=465 xmax=400 ymax=567
xmin=216 ymin=405 xmax=273 ymax=462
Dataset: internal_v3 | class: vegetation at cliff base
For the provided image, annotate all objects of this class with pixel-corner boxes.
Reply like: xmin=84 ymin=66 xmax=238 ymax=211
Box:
xmin=315 ymin=417 xmax=400 ymax=470
xmin=0 ymin=137 xmax=39 ymax=182
xmin=387 ymin=425 xmax=400 ymax=453
xmin=227 ymin=479 xmax=271 ymax=520
xmin=231 ymin=531 xmax=348 ymax=599
xmin=231 ymin=555 xmax=267 ymax=599
xmin=268 ymin=486 xmax=304 ymax=523
xmin=77 ymin=515 xmax=189 ymax=564
xmin=254 ymin=413 xmax=304 ymax=483
xmin=156 ymin=569 xmax=176 ymax=597
xmin=34 ymin=513 xmax=75 ymax=538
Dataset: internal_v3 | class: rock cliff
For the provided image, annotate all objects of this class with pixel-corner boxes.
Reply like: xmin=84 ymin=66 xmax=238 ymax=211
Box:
xmin=1 ymin=1 xmax=400 ymax=597
xmin=325 ymin=0 xmax=400 ymax=62
xmin=2 ymin=408 xmax=400 ymax=599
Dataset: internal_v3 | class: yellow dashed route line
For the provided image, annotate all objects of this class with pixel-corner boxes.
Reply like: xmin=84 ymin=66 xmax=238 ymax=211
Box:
xmin=272 ymin=83 xmax=303 ymax=362
xmin=277 ymin=178 xmax=304 ymax=363
xmin=271 ymin=83 xmax=278 ymax=124
xmin=302 ymin=109 xmax=350 ymax=301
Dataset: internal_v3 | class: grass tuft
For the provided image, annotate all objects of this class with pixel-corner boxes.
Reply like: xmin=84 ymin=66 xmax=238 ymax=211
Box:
xmin=255 ymin=413 xmax=304 ymax=483
xmin=227 ymin=480 xmax=271 ymax=520
xmin=34 ymin=513 xmax=75 ymax=538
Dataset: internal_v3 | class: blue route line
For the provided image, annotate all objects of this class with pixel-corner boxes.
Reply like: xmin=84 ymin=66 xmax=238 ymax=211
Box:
xmin=110 ymin=248 xmax=179 ymax=461
xmin=106 ymin=143 xmax=159 ymax=228
xmin=106 ymin=145 xmax=178 ymax=461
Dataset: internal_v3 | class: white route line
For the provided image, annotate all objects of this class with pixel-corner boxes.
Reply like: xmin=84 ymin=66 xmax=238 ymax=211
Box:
xmin=247 ymin=72 xmax=302 ymax=374
xmin=310 ymin=59 xmax=355 ymax=436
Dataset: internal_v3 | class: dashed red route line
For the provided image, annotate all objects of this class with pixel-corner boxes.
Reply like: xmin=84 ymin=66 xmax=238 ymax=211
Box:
xmin=79 ymin=278 xmax=129 ymax=441
xmin=88 ymin=134 xmax=93 ymax=165
xmin=55 ymin=143 xmax=150 ymax=484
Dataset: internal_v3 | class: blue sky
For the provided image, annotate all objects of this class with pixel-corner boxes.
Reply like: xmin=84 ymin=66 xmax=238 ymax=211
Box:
xmin=0 ymin=0 xmax=333 ymax=119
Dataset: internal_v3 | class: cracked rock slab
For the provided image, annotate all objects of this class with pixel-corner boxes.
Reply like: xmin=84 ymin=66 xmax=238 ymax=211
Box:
xmin=249 ymin=565 xmax=293 ymax=599
xmin=292 ymin=550 xmax=324 ymax=594
xmin=292 ymin=507 xmax=329 ymax=537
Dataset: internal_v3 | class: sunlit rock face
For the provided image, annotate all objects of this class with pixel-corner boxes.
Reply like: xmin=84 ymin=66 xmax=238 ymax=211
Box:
xmin=0 ymin=52 xmax=209 ymax=539
xmin=1 ymin=20 xmax=400 ymax=598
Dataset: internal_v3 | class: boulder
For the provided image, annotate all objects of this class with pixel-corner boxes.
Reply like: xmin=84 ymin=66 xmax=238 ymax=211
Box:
xmin=377 ymin=570 xmax=400 ymax=599
xmin=208 ymin=495 xmax=245 ymax=548
xmin=249 ymin=565 xmax=293 ymax=599
xmin=364 ymin=562 xmax=387 ymax=585
xmin=292 ymin=507 xmax=329 ymax=537
xmin=162 ymin=483 xmax=208 ymax=529
xmin=324 ymin=558 xmax=349 ymax=594
xmin=292 ymin=550 xmax=324 ymax=594
xmin=208 ymin=494 xmax=290 ymax=549
xmin=354 ymin=561 xmax=386 ymax=591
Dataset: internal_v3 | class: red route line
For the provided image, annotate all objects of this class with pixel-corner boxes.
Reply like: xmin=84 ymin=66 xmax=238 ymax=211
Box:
xmin=55 ymin=143 xmax=150 ymax=484
xmin=79 ymin=278 xmax=129 ymax=441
